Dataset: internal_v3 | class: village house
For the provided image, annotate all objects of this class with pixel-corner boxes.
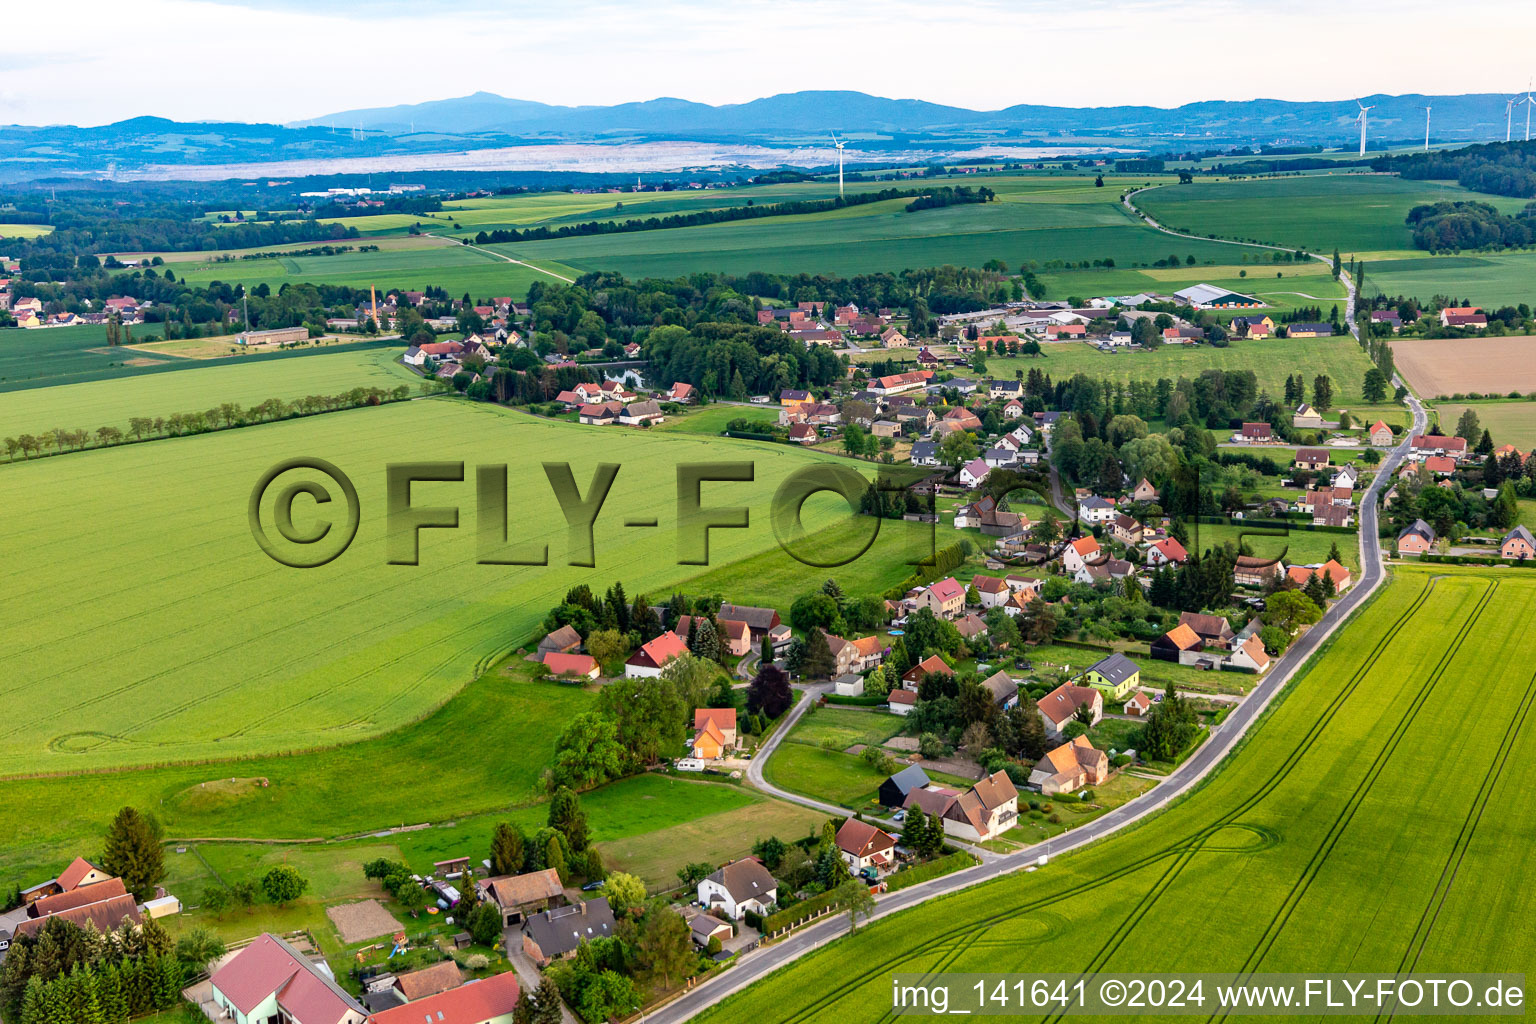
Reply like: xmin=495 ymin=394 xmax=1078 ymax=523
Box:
xmin=537 ymin=625 xmax=582 ymax=658
xmin=1398 ymin=519 xmax=1437 ymax=556
xmin=578 ymin=401 xmax=623 ymax=426
xmin=1110 ymin=515 xmax=1144 ymax=546
xmin=1180 ymin=611 xmax=1235 ymax=649
xmin=1410 ymin=434 xmax=1468 ymax=460
xmin=1038 ymin=683 xmax=1103 ymax=739
xmin=979 ymin=668 xmax=1019 ymax=708
xmin=667 ymin=382 xmax=696 ymax=403
xmin=1369 ymin=310 xmax=1403 ymax=332
xmin=698 ymin=860 xmax=777 ymax=920
xmin=692 ymin=707 xmax=739 ymax=760
xmin=1287 ymin=559 xmax=1353 ymax=593
xmin=1133 ymin=478 xmax=1159 ymax=503
xmin=1439 ymin=306 xmax=1484 ymax=328
xmin=479 ymin=868 xmax=564 ymax=926
xmin=1150 ymin=622 xmax=1204 ymax=662
xmin=1293 ymin=403 xmax=1325 ymax=429
xmin=624 ymin=631 xmax=689 ymax=678
xmin=523 ymin=899 xmax=616 ymax=967
xmin=970 ymin=574 xmax=1012 ymax=608
xmin=1145 ymin=537 xmax=1189 ymax=567
xmin=959 ymin=458 xmax=990 ymax=488
xmin=901 ymin=653 xmax=954 ymax=691
xmin=1078 ymin=653 xmax=1140 ymax=700
xmin=369 ymin=971 xmax=520 ymax=1024
xmin=1230 ymin=314 xmax=1274 ymax=338
xmin=1287 ymin=322 xmax=1334 ymax=338
xmin=1294 ymin=448 xmax=1330 ymax=472
xmin=907 ymin=771 xmax=1019 ymax=843
xmin=1236 ymin=422 xmax=1274 ymax=443
xmin=1062 ymin=536 xmax=1101 ymax=574
xmin=913 ymin=577 xmax=966 ymax=619
xmin=835 ymin=819 xmax=898 ymax=874
xmin=1030 ymin=736 xmax=1110 ymax=796
xmin=718 ymin=604 xmax=782 ymax=641
xmin=1077 ymin=496 xmax=1118 ymax=524
xmin=542 ymin=652 xmax=599 ymax=680
xmin=1368 ymin=420 xmax=1394 ymax=447
xmin=209 ymin=933 xmax=367 ymax=1024
xmin=1501 ymin=525 xmax=1536 ymax=560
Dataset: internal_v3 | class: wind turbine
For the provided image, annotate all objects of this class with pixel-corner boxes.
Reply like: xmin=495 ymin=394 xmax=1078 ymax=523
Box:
xmin=1524 ymin=83 xmax=1536 ymax=142
xmin=829 ymin=132 xmax=845 ymax=197
xmin=1354 ymin=101 xmax=1373 ymax=157
xmin=1420 ymin=105 xmax=1432 ymax=152
xmin=1506 ymin=96 xmax=1517 ymax=142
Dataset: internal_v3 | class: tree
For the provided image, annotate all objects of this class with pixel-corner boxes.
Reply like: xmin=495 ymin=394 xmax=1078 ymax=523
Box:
xmin=534 ymin=980 xmax=565 ymax=1024
xmin=551 ymin=713 xmax=626 ymax=790
xmin=690 ymin=618 xmax=722 ymax=662
xmin=939 ymin=429 xmax=979 ymax=467
xmin=260 ymin=866 xmax=308 ymax=906
xmin=491 ymin=822 xmax=526 ymax=877
xmin=101 ymin=808 xmax=164 ymax=898
xmin=174 ymin=926 xmax=226 ymax=976
xmin=1362 ymin=367 xmax=1387 ymax=403
xmin=466 ymin=901 xmax=503 ymax=946
xmin=548 ymin=787 xmax=590 ymax=853
xmin=788 ymin=592 xmax=839 ymax=632
xmin=833 ymin=879 xmax=876 ymax=932
xmin=583 ymin=628 xmax=627 ymax=669
xmin=801 ymin=629 xmax=836 ymax=679
xmin=637 ymin=903 xmax=695 ymax=988
xmin=1311 ymin=374 xmax=1333 ymax=411
xmin=753 ymin=836 xmax=788 ymax=871
xmin=748 ymin=663 xmax=794 ymax=717
xmin=603 ymin=872 xmax=648 ymax=916
xmin=1262 ymin=590 xmax=1323 ymax=634
xmin=1455 ymin=407 xmax=1482 ymax=442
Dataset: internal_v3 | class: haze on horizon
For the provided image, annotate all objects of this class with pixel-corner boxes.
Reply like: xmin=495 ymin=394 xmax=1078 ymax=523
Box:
xmin=6 ymin=0 xmax=1536 ymax=128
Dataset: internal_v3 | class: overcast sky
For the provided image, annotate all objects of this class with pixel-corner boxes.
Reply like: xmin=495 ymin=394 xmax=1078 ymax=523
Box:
xmin=6 ymin=0 xmax=1536 ymax=127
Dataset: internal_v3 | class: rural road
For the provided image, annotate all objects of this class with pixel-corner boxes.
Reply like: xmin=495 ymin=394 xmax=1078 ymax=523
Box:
xmin=651 ymin=223 xmax=1425 ymax=1023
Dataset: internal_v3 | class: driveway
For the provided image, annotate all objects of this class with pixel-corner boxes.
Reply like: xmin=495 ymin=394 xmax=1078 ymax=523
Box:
xmin=504 ymin=943 xmax=579 ymax=1024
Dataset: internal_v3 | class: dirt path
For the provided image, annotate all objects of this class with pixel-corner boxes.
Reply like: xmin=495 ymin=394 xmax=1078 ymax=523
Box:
xmin=427 ymin=233 xmax=576 ymax=283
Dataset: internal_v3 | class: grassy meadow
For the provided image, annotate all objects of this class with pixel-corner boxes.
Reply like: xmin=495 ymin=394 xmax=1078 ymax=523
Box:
xmin=694 ymin=567 xmax=1536 ymax=1023
xmin=0 ymin=346 xmax=414 ymax=442
xmin=1364 ymin=251 xmax=1536 ymax=308
xmin=1035 ymin=260 xmax=1347 ymax=313
xmin=1436 ymin=399 xmax=1536 ymax=450
xmin=0 ymin=398 xmax=872 ymax=777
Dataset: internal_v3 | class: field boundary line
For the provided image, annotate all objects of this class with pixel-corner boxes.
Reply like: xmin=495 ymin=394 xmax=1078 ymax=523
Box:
xmin=426 ymin=233 xmax=576 ymax=283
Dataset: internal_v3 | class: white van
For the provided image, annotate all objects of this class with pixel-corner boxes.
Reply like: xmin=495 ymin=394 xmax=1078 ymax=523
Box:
xmin=675 ymin=758 xmax=705 ymax=772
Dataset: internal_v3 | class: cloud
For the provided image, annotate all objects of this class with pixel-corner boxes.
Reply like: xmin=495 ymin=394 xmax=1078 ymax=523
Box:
xmin=4 ymin=0 xmax=1535 ymax=126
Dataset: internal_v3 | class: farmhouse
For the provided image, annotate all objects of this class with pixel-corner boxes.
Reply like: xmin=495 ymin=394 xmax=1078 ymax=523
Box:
xmin=1110 ymin=515 xmax=1144 ymax=545
xmin=959 ymin=458 xmax=990 ymax=488
xmin=624 ymin=630 xmax=688 ymax=678
xmin=1410 ymin=434 xmax=1468 ymax=459
xmin=1038 ymin=683 xmax=1103 ymax=739
xmin=1287 ymin=560 xmax=1353 ymax=593
xmin=902 ymin=654 xmax=954 ymax=690
xmin=698 ymin=860 xmax=777 ymax=920
xmin=1369 ymin=310 xmax=1402 ymax=332
xmin=1234 ymin=555 xmax=1285 ymax=587
xmin=1369 ymin=420 xmax=1394 ymax=447
xmin=1173 ymin=284 xmax=1261 ymax=309
xmin=934 ymin=771 xmax=1019 ymax=842
xmin=1151 ymin=623 xmax=1203 ymax=662
xmin=480 ymin=868 xmax=564 ymax=926
xmin=209 ymin=933 xmax=367 ymax=1024
xmin=718 ymin=604 xmax=782 ymax=640
xmin=834 ymin=819 xmax=897 ymax=873
xmin=1286 ymin=323 xmax=1334 ymax=338
xmin=1179 ymin=611 xmax=1235 ymax=649
xmin=537 ymin=625 xmax=582 ymax=657
xmin=879 ymin=763 xmax=931 ymax=807
xmin=1230 ymin=315 xmax=1274 ymax=338
xmin=1030 ymin=736 xmax=1110 ymax=796
xmin=522 ymin=899 xmax=616 ymax=966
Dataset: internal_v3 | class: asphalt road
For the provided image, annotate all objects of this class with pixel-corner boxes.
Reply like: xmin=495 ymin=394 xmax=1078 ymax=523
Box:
xmin=650 ymin=245 xmax=1425 ymax=1023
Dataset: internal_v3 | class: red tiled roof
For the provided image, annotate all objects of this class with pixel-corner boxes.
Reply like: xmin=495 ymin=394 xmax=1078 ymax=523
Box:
xmin=542 ymin=652 xmax=598 ymax=677
xmin=56 ymin=857 xmax=101 ymax=891
xmin=31 ymin=877 xmax=126 ymax=917
xmin=629 ymin=630 xmax=688 ymax=669
xmin=695 ymin=707 xmax=737 ymax=732
xmin=927 ymin=577 xmax=965 ymax=603
xmin=372 ymin=971 xmax=520 ymax=1024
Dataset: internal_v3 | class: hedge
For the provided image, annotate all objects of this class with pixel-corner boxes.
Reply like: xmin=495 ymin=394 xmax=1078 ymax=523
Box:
xmin=886 ymin=850 xmax=979 ymax=892
xmin=1418 ymin=553 xmax=1536 ymax=567
xmin=825 ymin=694 xmax=887 ymax=706
xmin=761 ymin=889 xmax=844 ymax=934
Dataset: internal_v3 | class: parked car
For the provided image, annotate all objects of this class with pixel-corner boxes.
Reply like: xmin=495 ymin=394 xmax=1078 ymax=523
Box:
xmin=581 ymin=880 xmax=606 ymax=891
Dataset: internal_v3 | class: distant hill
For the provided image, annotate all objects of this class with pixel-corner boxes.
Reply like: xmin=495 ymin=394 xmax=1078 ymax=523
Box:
xmin=294 ymin=89 xmax=1517 ymax=143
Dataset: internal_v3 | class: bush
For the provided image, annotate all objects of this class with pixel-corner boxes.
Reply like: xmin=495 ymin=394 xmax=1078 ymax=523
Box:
xmin=464 ymin=953 xmax=490 ymax=970
xmin=885 ymin=851 xmax=979 ymax=892
xmin=1048 ymin=813 xmax=1062 ymax=824
xmin=707 ymin=934 xmax=723 ymax=955
xmin=1080 ymin=790 xmax=1095 ymax=802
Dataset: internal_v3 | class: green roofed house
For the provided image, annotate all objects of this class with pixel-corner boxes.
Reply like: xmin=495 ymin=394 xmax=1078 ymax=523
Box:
xmin=1079 ymin=652 xmax=1140 ymax=700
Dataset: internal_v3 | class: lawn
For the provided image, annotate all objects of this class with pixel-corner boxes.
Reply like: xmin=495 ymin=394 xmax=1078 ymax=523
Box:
xmin=691 ymin=566 xmax=1536 ymax=1023
xmin=788 ymin=706 xmax=906 ymax=750
xmin=1019 ymin=642 xmax=1255 ymax=697
xmin=1190 ymin=520 xmax=1358 ymax=570
xmin=984 ymin=334 xmax=1375 ymax=400
xmin=0 ymin=346 xmax=415 ymax=442
xmin=763 ymin=743 xmax=892 ymax=809
xmin=597 ymin=798 xmax=827 ymax=892
xmin=652 ymin=403 xmax=785 ymax=435
xmin=0 ymin=398 xmax=877 ymax=778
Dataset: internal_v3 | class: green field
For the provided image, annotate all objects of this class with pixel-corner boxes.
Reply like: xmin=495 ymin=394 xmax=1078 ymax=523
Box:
xmin=1136 ymin=175 xmax=1531 ymax=255
xmin=652 ymin=403 xmax=785 ymax=435
xmin=1190 ymin=520 xmax=1358 ymax=571
xmin=499 ymin=176 xmax=1245 ymax=280
xmin=164 ymin=238 xmax=579 ymax=299
xmin=0 ymin=398 xmax=869 ymax=776
xmin=984 ymin=335 xmax=1375 ymax=398
xmin=1365 ymin=251 xmax=1536 ymax=308
xmin=0 ymin=346 xmax=414 ymax=442
xmin=695 ymin=567 xmax=1536 ymax=1022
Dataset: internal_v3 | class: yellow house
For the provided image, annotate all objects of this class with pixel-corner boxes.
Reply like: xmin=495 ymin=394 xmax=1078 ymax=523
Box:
xmin=1079 ymin=652 xmax=1140 ymax=700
